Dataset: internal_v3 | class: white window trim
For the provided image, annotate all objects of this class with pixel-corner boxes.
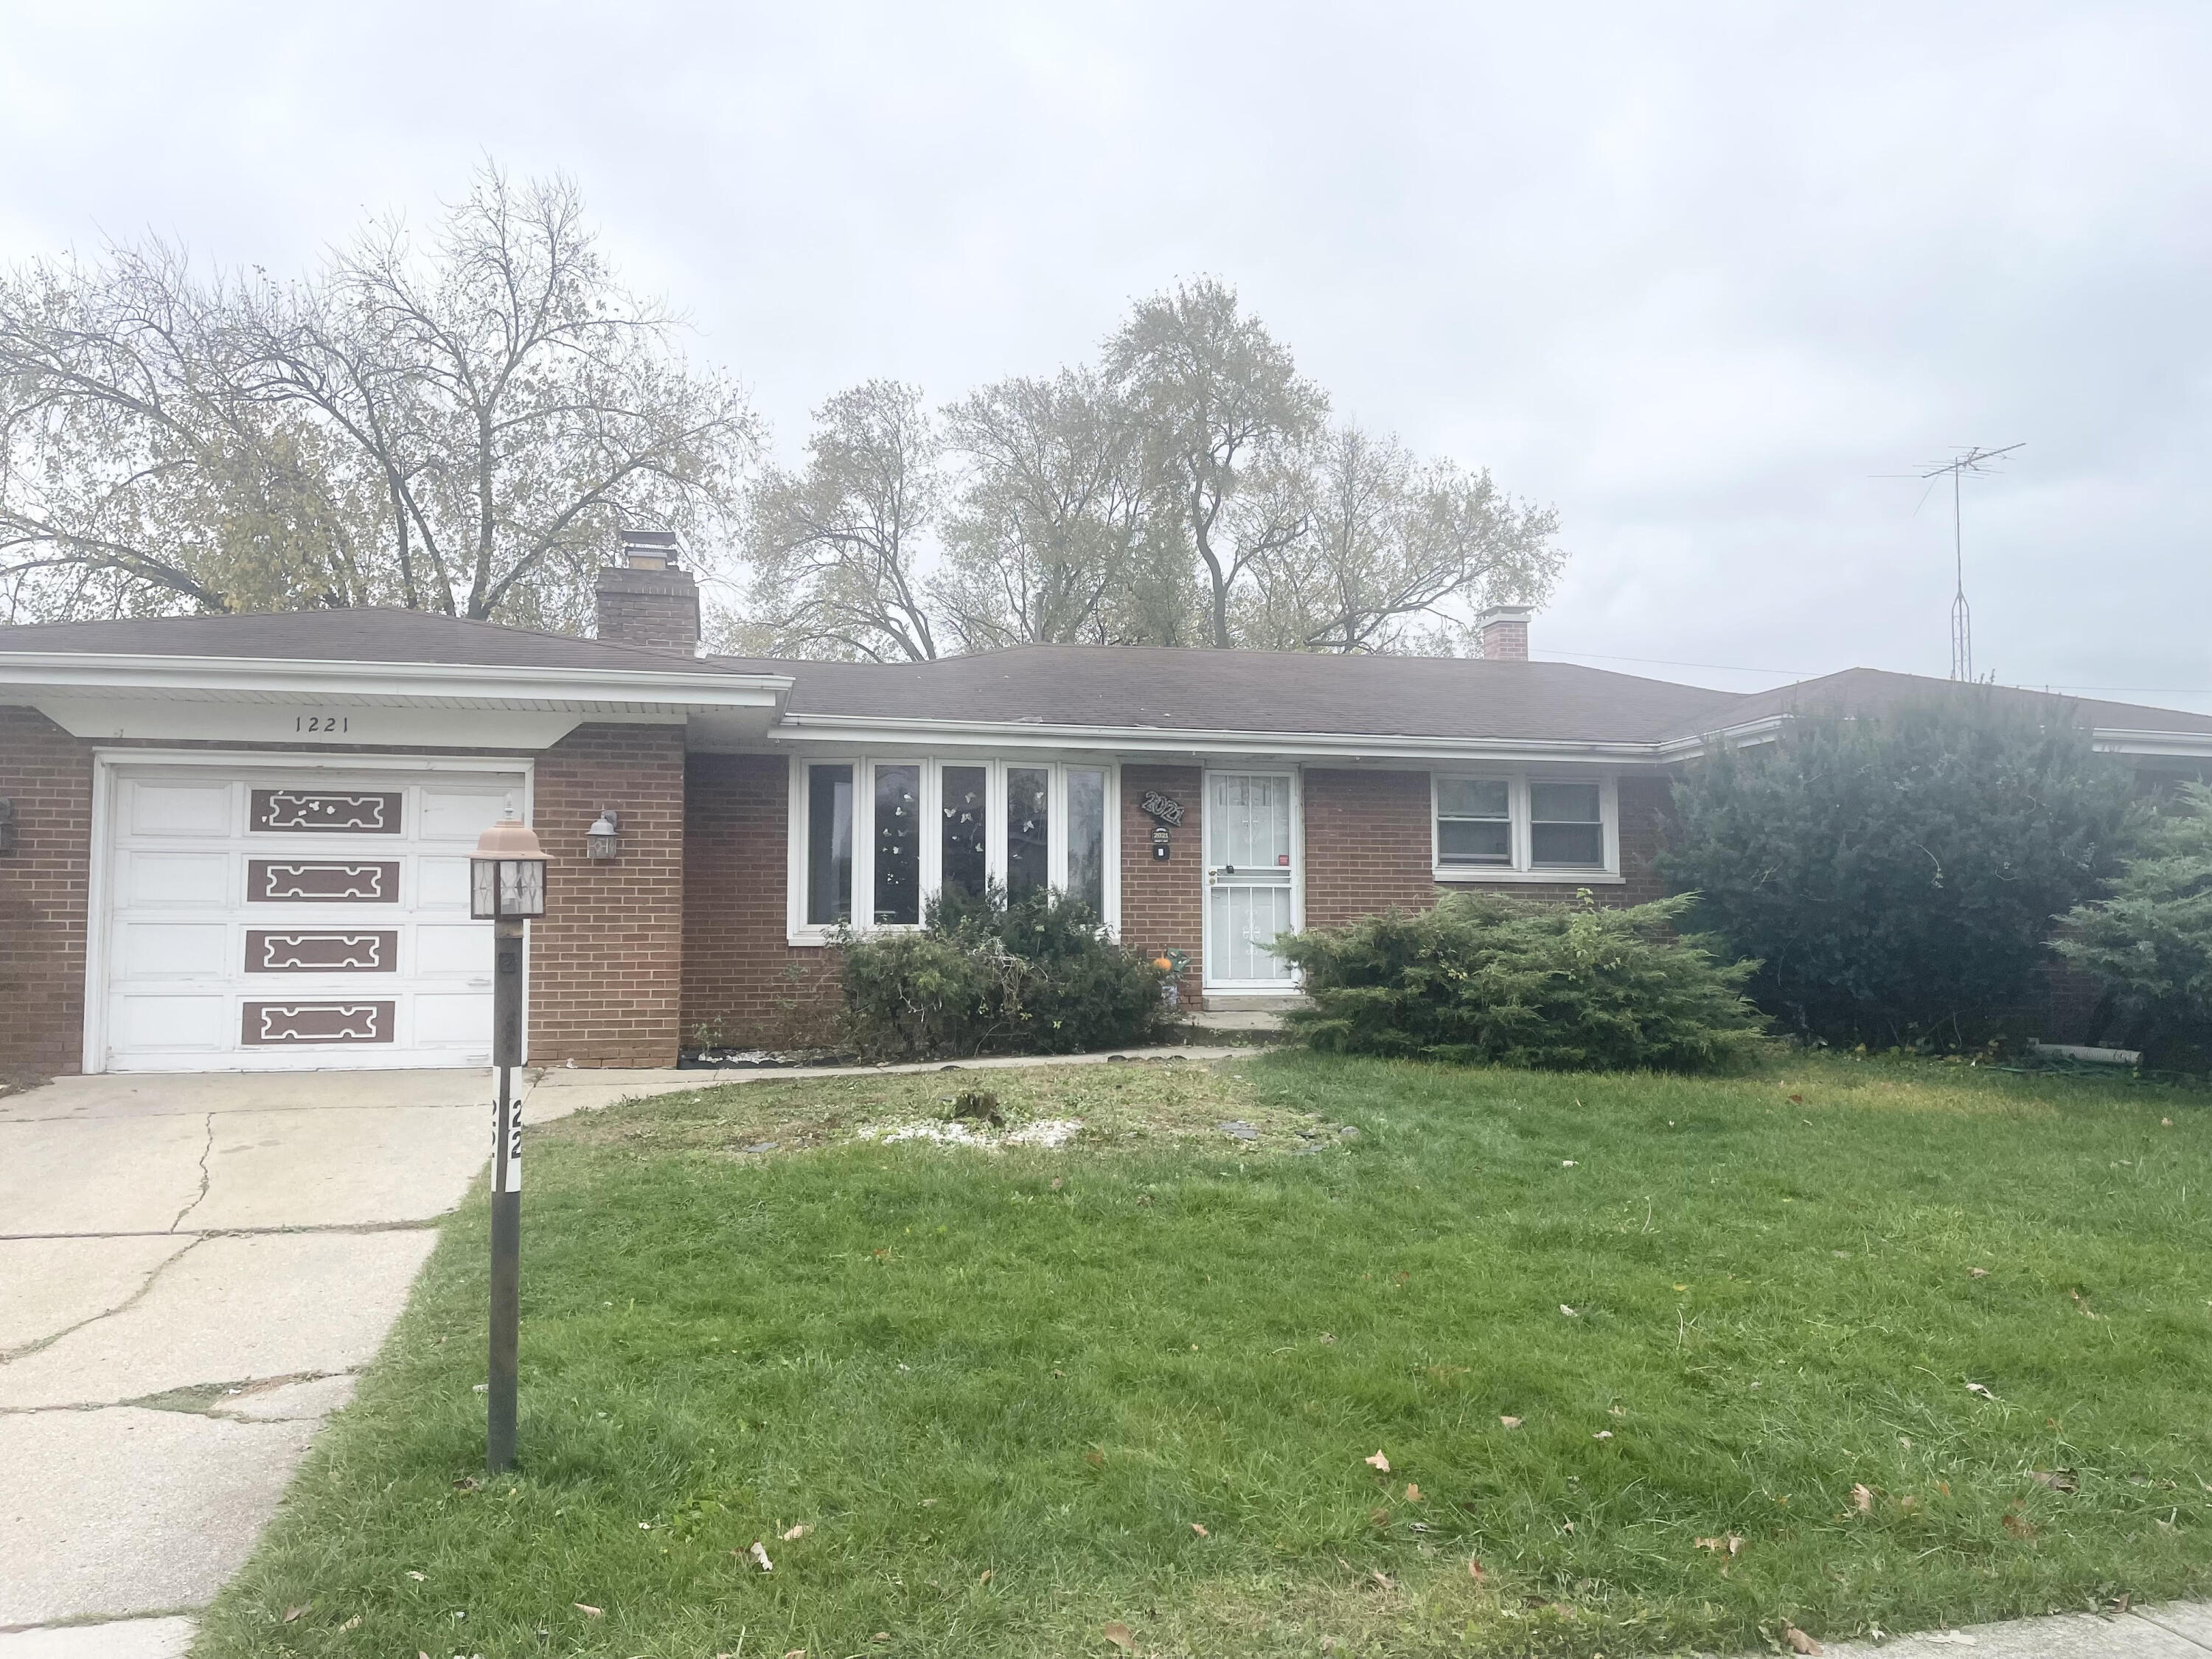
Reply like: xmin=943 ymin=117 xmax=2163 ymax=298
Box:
xmin=786 ymin=754 xmax=1121 ymax=946
xmin=1430 ymin=769 xmax=1623 ymax=885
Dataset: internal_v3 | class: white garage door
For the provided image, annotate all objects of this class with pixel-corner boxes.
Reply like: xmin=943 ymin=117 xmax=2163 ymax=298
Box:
xmin=97 ymin=764 xmax=527 ymax=1072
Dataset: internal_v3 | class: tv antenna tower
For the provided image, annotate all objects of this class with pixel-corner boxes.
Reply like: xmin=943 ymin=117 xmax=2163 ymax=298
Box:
xmin=1919 ymin=443 xmax=2022 ymax=681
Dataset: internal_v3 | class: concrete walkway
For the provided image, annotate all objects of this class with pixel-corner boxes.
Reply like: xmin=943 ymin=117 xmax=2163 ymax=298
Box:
xmin=1806 ymin=1601 xmax=2212 ymax=1655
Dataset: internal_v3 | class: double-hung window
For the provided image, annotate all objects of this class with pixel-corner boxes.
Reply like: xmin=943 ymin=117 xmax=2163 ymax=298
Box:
xmin=1432 ymin=772 xmax=1620 ymax=882
xmin=793 ymin=757 xmax=1117 ymax=942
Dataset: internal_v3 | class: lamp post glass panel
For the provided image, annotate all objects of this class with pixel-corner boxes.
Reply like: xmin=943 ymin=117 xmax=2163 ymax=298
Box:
xmin=469 ymin=819 xmax=546 ymax=1473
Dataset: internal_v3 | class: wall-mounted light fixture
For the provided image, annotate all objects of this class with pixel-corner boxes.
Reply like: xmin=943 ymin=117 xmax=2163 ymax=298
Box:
xmin=585 ymin=807 xmax=620 ymax=862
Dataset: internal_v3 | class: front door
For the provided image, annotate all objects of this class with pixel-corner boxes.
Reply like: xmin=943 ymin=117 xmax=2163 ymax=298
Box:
xmin=1203 ymin=771 xmax=1298 ymax=989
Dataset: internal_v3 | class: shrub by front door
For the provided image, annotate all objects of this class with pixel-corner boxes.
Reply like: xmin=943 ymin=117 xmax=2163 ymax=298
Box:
xmin=1203 ymin=771 xmax=1298 ymax=990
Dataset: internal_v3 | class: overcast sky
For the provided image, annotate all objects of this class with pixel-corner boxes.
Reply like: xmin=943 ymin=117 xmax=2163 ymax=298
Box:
xmin=4 ymin=2 xmax=2208 ymax=706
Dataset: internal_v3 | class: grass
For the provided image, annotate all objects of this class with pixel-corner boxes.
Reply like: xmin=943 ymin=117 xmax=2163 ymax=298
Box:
xmin=193 ymin=1051 xmax=2212 ymax=1658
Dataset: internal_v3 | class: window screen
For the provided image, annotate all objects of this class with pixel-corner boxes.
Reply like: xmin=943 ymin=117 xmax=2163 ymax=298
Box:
xmin=1437 ymin=778 xmax=1512 ymax=865
xmin=1530 ymin=782 xmax=1602 ymax=867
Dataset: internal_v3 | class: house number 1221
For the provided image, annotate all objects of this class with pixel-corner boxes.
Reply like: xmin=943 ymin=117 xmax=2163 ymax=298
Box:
xmin=294 ymin=714 xmax=351 ymax=734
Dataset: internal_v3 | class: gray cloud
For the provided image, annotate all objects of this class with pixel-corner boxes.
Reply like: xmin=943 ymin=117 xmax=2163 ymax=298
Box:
xmin=4 ymin=1 xmax=2206 ymax=703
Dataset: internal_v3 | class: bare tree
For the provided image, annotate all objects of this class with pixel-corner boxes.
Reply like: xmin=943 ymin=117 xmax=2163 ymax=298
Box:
xmin=1239 ymin=425 xmax=1564 ymax=653
xmin=0 ymin=165 xmax=759 ymax=626
xmin=933 ymin=368 xmax=1195 ymax=649
xmin=737 ymin=380 xmax=943 ymax=661
xmin=1104 ymin=277 xmax=1326 ymax=648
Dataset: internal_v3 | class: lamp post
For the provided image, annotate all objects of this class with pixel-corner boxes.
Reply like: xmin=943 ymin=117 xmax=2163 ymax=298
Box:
xmin=470 ymin=818 xmax=547 ymax=1474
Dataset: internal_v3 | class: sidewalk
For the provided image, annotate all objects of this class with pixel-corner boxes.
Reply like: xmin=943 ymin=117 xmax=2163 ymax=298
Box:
xmin=1804 ymin=1600 xmax=2212 ymax=1655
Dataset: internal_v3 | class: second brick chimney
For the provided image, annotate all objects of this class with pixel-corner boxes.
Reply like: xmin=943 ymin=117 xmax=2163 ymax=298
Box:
xmin=595 ymin=529 xmax=700 ymax=655
xmin=1476 ymin=604 xmax=1531 ymax=661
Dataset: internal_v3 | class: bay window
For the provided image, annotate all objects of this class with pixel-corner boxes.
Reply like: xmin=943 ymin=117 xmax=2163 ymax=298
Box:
xmin=792 ymin=757 xmax=1119 ymax=942
xmin=1433 ymin=772 xmax=1620 ymax=882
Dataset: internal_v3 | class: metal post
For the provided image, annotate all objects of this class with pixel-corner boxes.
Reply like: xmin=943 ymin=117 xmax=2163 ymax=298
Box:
xmin=487 ymin=916 xmax=525 ymax=1473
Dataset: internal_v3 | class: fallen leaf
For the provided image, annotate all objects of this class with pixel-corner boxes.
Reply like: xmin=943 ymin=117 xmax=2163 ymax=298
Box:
xmin=978 ymin=1570 xmax=993 ymax=1584
xmin=2002 ymin=1508 xmax=2039 ymax=1538
xmin=1789 ymin=1093 xmax=1804 ymax=1104
xmin=1498 ymin=1415 xmax=1523 ymax=1429
xmin=338 ymin=1615 xmax=361 ymax=1632
xmin=1365 ymin=1450 xmax=1391 ymax=1472
xmin=1371 ymin=1569 xmax=1395 ymax=1589
xmin=1561 ymin=1520 xmax=1575 ymax=1534
xmin=2163 ymin=1118 xmax=2174 ymax=1127
xmin=1899 ymin=1495 xmax=1920 ymax=1513
xmin=1674 ymin=1283 xmax=1688 ymax=1291
xmin=873 ymin=1634 xmax=891 ymax=1644
xmin=2029 ymin=1469 xmax=2079 ymax=1492
xmin=1561 ymin=1159 xmax=1577 ymax=1167
xmin=1467 ymin=1558 xmax=1487 ymax=1583
xmin=406 ymin=1571 xmax=427 ymax=1582
xmin=282 ymin=1604 xmax=308 ymax=1623
xmin=1695 ymin=1534 xmax=1745 ymax=1556
xmin=1968 ymin=1267 xmax=1990 ymax=1279
xmin=1190 ymin=1522 xmax=1209 ymax=1537
xmin=1050 ymin=1177 xmax=1065 ymax=1190
xmin=1966 ymin=1381 xmax=1994 ymax=1398
xmin=1560 ymin=1304 xmax=1578 ymax=1317
xmin=1085 ymin=1448 xmax=1106 ymax=1468
xmin=781 ymin=1523 xmax=811 ymax=1541
xmin=1852 ymin=1484 xmax=1874 ymax=1514
xmin=786 ymin=1652 xmax=807 ymax=1659
xmin=1371 ymin=1507 xmax=1392 ymax=1526
xmin=574 ymin=1603 xmax=604 ymax=1616
xmin=1610 ymin=1404 xmax=1627 ymax=1416
xmin=1593 ymin=1430 xmax=1613 ymax=1440
xmin=1102 ymin=1621 xmax=1137 ymax=1652
xmin=1784 ymin=1624 xmax=1823 ymax=1654
xmin=749 ymin=1540 xmax=774 ymax=1572
xmin=1405 ymin=1483 xmax=1422 ymax=1501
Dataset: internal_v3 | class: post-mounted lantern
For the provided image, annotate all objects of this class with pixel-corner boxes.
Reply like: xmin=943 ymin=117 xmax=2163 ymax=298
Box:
xmin=469 ymin=818 xmax=546 ymax=1475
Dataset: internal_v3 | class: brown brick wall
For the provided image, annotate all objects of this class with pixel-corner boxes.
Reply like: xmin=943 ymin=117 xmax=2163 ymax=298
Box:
xmin=525 ymin=723 xmax=687 ymax=1066
xmin=1121 ymin=764 xmax=1204 ymax=1004
xmin=0 ymin=707 xmax=95 ymax=1078
xmin=681 ymin=753 xmax=839 ymax=1048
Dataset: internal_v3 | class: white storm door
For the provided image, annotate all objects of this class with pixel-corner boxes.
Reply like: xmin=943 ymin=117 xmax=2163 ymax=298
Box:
xmin=1203 ymin=771 xmax=1298 ymax=987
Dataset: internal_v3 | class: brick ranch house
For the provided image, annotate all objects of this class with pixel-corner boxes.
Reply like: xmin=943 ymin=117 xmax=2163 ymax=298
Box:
xmin=5 ymin=537 xmax=2210 ymax=1076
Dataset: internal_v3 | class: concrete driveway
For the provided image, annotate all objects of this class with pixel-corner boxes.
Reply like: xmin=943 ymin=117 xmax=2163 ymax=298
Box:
xmin=0 ymin=1065 xmax=690 ymax=1658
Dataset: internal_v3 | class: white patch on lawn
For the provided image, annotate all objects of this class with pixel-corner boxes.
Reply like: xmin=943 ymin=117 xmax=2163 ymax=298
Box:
xmin=858 ymin=1116 xmax=1084 ymax=1150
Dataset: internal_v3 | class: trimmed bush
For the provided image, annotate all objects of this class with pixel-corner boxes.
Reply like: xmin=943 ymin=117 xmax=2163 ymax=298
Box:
xmin=1658 ymin=692 xmax=2137 ymax=1047
xmin=836 ymin=883 xmax=1166 ymax=1060
xmin=1273 ymin=890 xmax=1765 ymax=1072
xmin=2056 ymin=781 xmax=2212 ymax=1062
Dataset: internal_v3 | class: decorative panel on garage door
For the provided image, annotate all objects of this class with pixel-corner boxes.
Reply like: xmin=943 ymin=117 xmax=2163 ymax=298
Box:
xmin=98 ymin=767 xmax=525 ymax=1073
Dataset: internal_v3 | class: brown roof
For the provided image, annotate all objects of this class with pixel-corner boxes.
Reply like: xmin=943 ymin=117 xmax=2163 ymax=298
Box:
xmin=714 ymin=644 xmax=1746 ymax=744
xmin=1658 ymin=667 xmax=2212 ymax=742
xmin=7 ymin=610 xmax=2209 ymax=748
xmin=0 ymin=608 xmax=756 ymax=676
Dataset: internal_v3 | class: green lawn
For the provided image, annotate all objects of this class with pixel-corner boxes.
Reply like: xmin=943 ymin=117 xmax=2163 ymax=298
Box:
xmin=195 ymin=1052 xmax=2212 ymax=1658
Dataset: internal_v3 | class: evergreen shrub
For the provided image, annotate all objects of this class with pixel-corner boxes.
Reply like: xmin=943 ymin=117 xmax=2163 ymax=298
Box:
xmin=2056 ymin=780 xmax=2212 ymax=1062
xmin=1273 ymin=891 xmax=1765 ymax=1072
xmin=836 ymin=883 xmax=1166 ymax=1060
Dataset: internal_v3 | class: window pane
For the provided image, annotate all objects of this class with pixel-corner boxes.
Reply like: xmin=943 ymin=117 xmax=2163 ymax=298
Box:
xmin=1066 ymin=768 xmax=1105 ymax=918
xmin=940 ymin=765 xmax=987 ymax=900
xmin=1439 ymin=819 xmax=1512 ymax=863
xmin=1531 ymin=782 xmax=1601 ymax=824
xmin=1438 ymin=778 xmax=1509 ymax=819
xmin=1006 ymin=766 xmax=1050 ymax=900
xmin=1531 ymin=822 xmax=1604 ymax=867
xmin=805 ymin=764 xmax=852 ymax=926
xmin=872 ymin=764 xmax=921 ymax=925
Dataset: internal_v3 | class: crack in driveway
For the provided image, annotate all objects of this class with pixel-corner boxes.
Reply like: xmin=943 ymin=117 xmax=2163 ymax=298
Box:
xmin=0 ymin=1237 xmax=203 ymax=1366
xmin=165 ymin=1113 xmax=216 ymax=1234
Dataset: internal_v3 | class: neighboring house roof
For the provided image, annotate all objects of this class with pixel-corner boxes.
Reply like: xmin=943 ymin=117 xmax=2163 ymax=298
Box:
xmin=1659 ymin=666 xmax=2212 ymax=745
xmin=712 ymin=644 xmax=1747 ymax=745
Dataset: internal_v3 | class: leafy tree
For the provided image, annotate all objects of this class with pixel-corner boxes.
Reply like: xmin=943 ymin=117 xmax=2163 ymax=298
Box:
xmin=737 ymin=380 xmax=942 ymax=661
xmin=0 ymin=165 xmax=757 ymax=628
xmin=2055 ymin=781 xmax=2212 ymax=1058
xmin=1274 ymin=890 xmax=1764 ymax=1072
xmin=1103 ymin=277 xmax=1327 ymax=648
xmin=932 ymin=368 xmax=1195 ymax=649
xmin=1237 ymin=423 xmax=1565 ymax=653
xmin=1658 ymin=693 xmax=2138 ymax=1046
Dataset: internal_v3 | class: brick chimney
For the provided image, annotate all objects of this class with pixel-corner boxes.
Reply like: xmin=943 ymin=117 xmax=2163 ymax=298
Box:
xmin=1477 ymin=605 xmax=1531 ymax=661
xmin=594 ymin=529 xmax=700 ymax=655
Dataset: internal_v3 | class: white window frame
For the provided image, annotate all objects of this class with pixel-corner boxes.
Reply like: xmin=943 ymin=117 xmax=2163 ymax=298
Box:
xmin=786 ymin=754 xmax=1121 ymax=945
xmin=1430 ymin=769 xmax=1621 ymax=885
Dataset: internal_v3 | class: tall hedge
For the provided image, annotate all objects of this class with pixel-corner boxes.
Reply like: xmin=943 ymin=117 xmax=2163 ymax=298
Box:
xmin=1273 ymin=891 xmax=1765 ymax=1072
xmin=1658 ymin=692 xmax=2137 ymax=1046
